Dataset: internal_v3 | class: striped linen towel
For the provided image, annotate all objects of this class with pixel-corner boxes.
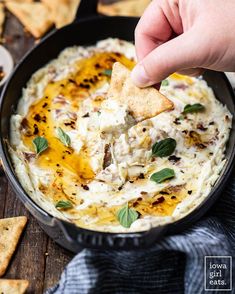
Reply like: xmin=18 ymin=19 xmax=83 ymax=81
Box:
xmin=46 ymin=171 xmax=235 ymax=294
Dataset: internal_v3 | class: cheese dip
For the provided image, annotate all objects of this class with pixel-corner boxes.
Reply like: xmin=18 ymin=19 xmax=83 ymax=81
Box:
xmin=10 ymin=39 xmax=232 ymax=232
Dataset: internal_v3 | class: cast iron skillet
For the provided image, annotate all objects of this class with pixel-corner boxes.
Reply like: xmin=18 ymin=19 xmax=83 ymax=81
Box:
xmin=0 ymin=0 xmax=235 ymax=252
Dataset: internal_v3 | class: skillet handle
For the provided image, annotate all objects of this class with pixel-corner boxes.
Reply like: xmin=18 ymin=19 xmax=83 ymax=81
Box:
xmin=55 ymin=218 xmax=167 ymax=250
xmin=76 ymin=0 xmax=99 ymax=20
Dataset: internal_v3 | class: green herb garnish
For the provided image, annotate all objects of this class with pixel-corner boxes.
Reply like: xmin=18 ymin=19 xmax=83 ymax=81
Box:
xmin=117 ymin=203 xmax=139 ymax=228
xmin=103 ymin=69 xmax=112 ymax=76
xmin=161 ymin=79 xmax=169 ymax=86
xmin=33 ymin=136 xmax=48 ymax=155
xmin=57 ymin=127 xmax=71 ymax=147
xmin=152 ymin=138 xmax=176 ymax=158
xmin=150 ymin=168 xmax=175 ymax=183
xmin=183 ymin=103 xmax=205 ymax=114
xmin=55 ymin=200 xmax=73 ymax=210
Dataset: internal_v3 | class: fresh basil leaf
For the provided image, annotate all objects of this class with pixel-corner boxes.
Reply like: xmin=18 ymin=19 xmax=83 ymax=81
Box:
xmin=55 ymin=200 xmax=73 ymax=209
xmin=57 ymin=127 xmax=71 ymax=147
xmin=150 ymin=168 xmax=175 ymax=183
xmin=183 ymin=103 xmax=205 ymax=114
xmin=152 ymin=138 xmax=176 ymax=157
xmin=103 ymin=69 xmax=112 ymax=76
xmin=161 ymin=79 xmax=169 ymax=86
xmin=117 ymin=203 xmax=139 ymax=228
xmin=33 ymin=136 xmax=48 ymax=155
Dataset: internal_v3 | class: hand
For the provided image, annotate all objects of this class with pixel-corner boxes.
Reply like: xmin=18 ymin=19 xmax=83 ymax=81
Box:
xmin=131 ymin=0 xmax=235 ymax=87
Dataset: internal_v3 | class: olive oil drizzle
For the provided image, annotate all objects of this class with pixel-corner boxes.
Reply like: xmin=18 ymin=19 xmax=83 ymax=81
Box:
xmin=20 ymin=52 xmax=191 ymax=228
xmin=22 ymin=52 xmax=134 ymax=204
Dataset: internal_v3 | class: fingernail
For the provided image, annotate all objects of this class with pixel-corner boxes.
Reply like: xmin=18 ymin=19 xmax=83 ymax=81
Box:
xmin=131 ymin=63 xmax=153 ymax=88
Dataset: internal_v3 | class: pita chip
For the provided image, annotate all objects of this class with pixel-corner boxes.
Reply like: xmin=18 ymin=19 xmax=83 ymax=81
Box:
xmin=98 ymin=0 xmax=151 ymax=17
xmin=5 ymin=2 xmax=53 ymax=38
xmin=0 ymin=3 xmax=5 ymax=38
xmin=0 ymin=216 xmax=27 ymax=277
xmin=42 ymin=0 xmax=81 ymax=28
xmin=0 ymin=279 xmax=29 ymax=294
xmin=107 ymin=62 xmax=174 ymax=121
xmin=4 ymin=0 xmax=33 ymax=2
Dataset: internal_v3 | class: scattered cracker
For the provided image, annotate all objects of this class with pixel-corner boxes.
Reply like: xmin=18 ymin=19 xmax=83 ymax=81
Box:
xmin=0 ymin=3 xmax=5 ymax=38
xmin=98 ymin=0 xmax=151 ymax=17
xmin=0 ymin=279 xmax=28 ymax=294
xmin=0 ymin=216 xmax=27 ymax=277
xmin=5 ymin=1 xmax=53 ymax=38
xmin=107 ymin=62 xmax=174 ymax=121
xmin=4 ymin=0 xmax=33 ymax=2
xmin=42 ymin=0 xmax=81 ymax=28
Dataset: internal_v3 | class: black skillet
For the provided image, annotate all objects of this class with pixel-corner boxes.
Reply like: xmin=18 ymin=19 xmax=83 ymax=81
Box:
xmin=0 ymin=0 xmax=235 ymax=252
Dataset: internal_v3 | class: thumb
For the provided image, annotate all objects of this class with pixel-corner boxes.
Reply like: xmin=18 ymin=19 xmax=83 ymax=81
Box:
xmin=131 ymin=30 xmax=204 ymax=87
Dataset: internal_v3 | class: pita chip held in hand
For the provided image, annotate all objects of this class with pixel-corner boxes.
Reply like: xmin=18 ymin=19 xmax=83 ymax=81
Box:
xmin=107 ymin=62 xmax=174 ymax=122
xmin=0 ymin=216 xmax=27 ymax=277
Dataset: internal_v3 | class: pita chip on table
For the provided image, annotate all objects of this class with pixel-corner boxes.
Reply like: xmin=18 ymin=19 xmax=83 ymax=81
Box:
xmin=0 ymin=216 xmax=27 ymax=277
xmin=0 ymin=279 xmax=29 ymax=294
xmin=107 ymin=62 xmax=174 ymax=122
xmin=42 ymin=0 xmax=81 ymax=28
xmin=5 ymin=1 xmax=53 ymax=38
xmin=98 ymin=0 xmax=151 ymax=17
xmin=3 ymin=0 xmax=33 ymax=2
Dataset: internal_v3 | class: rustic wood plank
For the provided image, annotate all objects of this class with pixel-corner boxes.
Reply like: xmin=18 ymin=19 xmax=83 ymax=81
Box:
xmin=3 ymin=10 xmax=35 ymax=63
xmin=43 ymin=239 xmax=73 ymax=291
xmin=0 ymin=176 xmax=7 ymax=218
xmin=3 ymin=183 xmax=48 ymax=294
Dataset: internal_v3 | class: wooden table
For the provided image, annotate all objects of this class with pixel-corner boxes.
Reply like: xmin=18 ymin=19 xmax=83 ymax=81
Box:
xmin=0 ymin=10 xmax=74 ymax=294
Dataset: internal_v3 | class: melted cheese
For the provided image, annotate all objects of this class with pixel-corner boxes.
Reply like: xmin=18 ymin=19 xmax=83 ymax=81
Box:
xmin=9 ymin=39 xmax=232 ymax=233
xmin=20 ymin=52 xmax=134 ymax=204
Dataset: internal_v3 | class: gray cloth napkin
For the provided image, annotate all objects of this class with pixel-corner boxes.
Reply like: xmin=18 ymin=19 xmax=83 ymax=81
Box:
xmin=46 ymin=171 xmax=235 ymax=294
